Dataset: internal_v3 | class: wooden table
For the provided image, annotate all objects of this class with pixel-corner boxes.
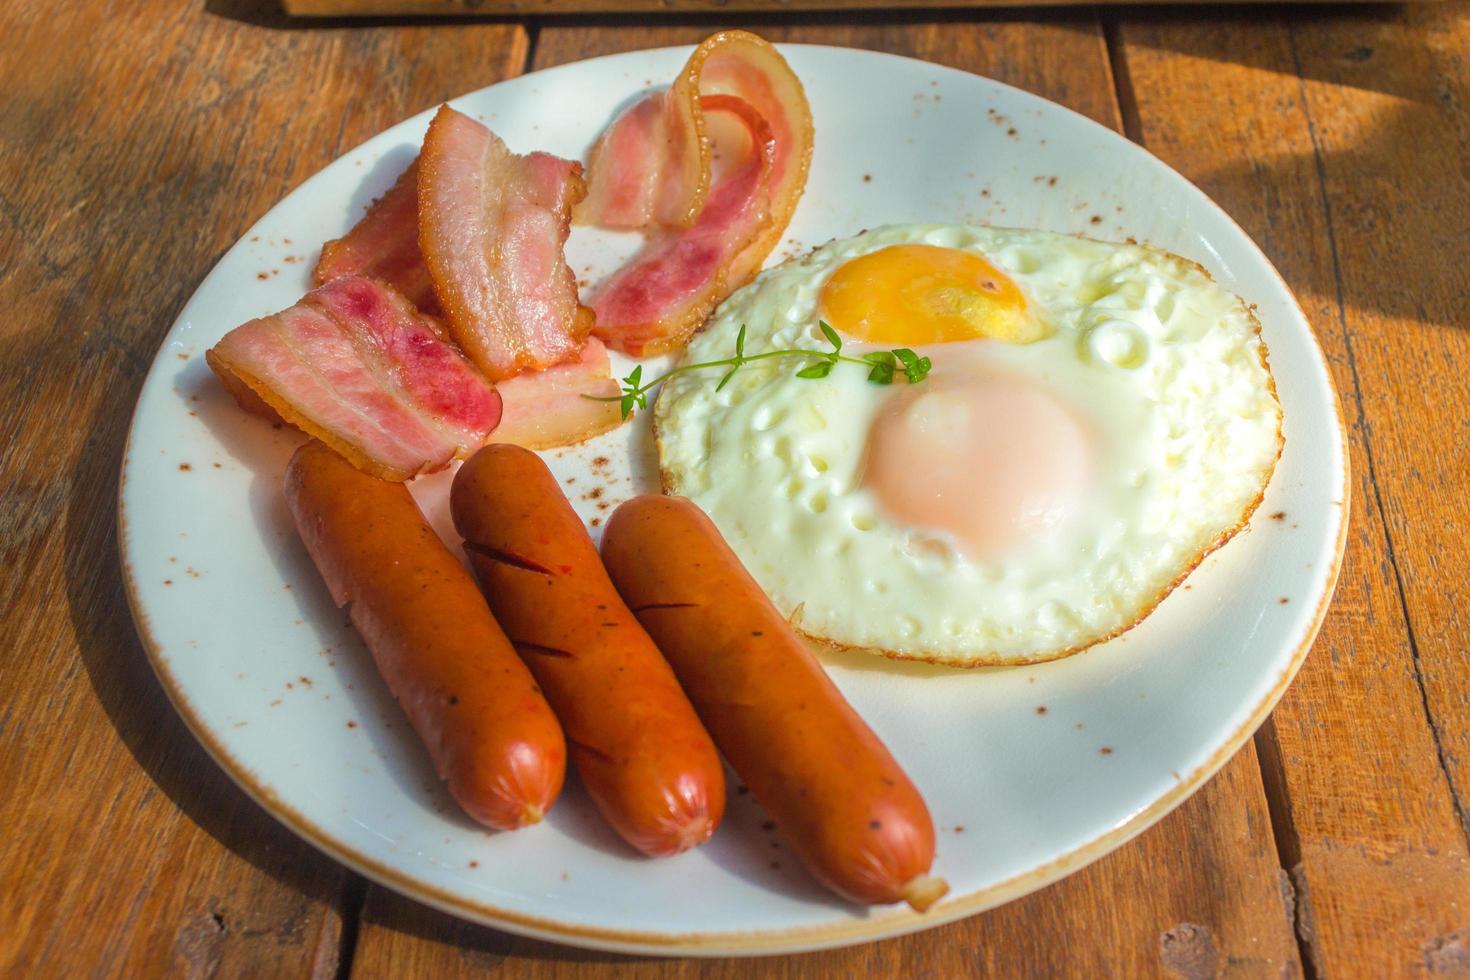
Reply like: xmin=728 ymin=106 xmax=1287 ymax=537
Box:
xmin=4 ymin=0 xmax=1468 ymax=974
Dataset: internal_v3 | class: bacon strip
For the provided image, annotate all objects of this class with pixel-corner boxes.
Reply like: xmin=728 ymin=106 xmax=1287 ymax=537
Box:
xmin=693 ymin=32 xmax=813 ymax=287
xmin=577 ymin=77 xmax=706 ymax=229
xmin=488 ymin=337 xmax=623 ymax=450
xmin=206 ymin=277 xmax=502 ymax=481
xmin=590 ymin=96 xmax=773 ymax=357
xmin=419 ymin=105 xmax=592 ymax=381
xmin=580 ymin=31 xmax=814 ymax=356
xmin=315 ymin=158 xmax=438 ymax=313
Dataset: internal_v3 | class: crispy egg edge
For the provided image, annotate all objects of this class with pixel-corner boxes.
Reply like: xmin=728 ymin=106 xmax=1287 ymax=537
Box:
xmin=651 ymin=241 xmax=1285 ymax=668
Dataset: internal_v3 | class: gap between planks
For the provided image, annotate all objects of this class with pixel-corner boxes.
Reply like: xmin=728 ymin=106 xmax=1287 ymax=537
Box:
xmin=319 ymin=11 xmax=1470 ymax=973
xmin=1279 ymin=10 xmax=1470 ymax=854
xmin=333 ymin=15 xmax=1307 ymax=974
xmin=1111 ymin=4 xmax=1470 ymax=973
xmin=326 ymin=24 xmax=544 ymax=980
xmin=1100 ymin=9 xmax=1317 ymax=976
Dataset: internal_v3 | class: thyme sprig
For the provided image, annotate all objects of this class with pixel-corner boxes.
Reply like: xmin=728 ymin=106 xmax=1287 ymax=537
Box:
xmin=589 ymin=322 xmax=934 ymax=419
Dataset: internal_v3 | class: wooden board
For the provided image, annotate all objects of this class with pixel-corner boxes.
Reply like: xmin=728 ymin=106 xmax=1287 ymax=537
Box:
xmin=7 ymin=0 xmax=1467 ymax=972
xmin=0 ymin=0 xmax=529 ymax=973
xmin=1112 ymin=5 xmax=1470 ymax=974
xmin=349 ymin=747 xmax=1298 ymax=977
xmin=284 ymin=0 xmax=1434 ymax=16
xmin=339 ymin=18 xmax=1300 ymax=974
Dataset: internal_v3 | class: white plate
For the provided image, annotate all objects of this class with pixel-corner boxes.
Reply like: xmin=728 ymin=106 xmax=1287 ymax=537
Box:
xmin=119 ymin=44 xmax=1347 ymax=956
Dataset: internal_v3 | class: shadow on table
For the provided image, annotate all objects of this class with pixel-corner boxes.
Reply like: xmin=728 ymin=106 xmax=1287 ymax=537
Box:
xmin=202 ymin=0 xmax=1146 ymax=36
xmin=360 ymin=886 xmax=655 ymax=966
xmin=203 ymin=0 xmax=522 ymax=30
xmin=61 ymin=277 xmax=351 ymax=914
xmin=1110 ymin=2 xmax=1470 ymax=336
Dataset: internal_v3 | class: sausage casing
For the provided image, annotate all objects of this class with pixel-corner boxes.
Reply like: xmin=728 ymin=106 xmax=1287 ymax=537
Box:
xmin=601 ymin=494 xmax=946 ymax=909
xmin=285 ymin=440 xmax=566 ymax=831
xmin=451 ymin=445 xmax=725 ymax=856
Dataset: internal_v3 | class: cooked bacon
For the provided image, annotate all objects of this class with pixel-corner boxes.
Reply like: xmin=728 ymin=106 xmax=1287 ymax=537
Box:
xmin=206 ymin=277 xmax=502 ymax=481
xmin=315 ymin=158 xmax=438 ymax=313
xmin=418 ymin=105 xmax=592 ymax=381
xmin=692 ymin=31 xmax=814 ymax=288
xmin=580 ymin=31 xmax=814 ymax=356
xmin=488 ymin=337 xmax=623 ymax=450
xmin=590 ymin=96 xmax=773 ymax=357
xmin=577 ymin=78 xmax=707 ymax=229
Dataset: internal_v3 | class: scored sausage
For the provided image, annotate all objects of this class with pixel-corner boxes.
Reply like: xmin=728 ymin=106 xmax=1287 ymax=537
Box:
xmin=285 ymin=440 xmax=566 ymax=831
xmin=450 ymin=445 xmax=725 ymax=856
xmin=601 ymin=495 xmax=948 ymax=910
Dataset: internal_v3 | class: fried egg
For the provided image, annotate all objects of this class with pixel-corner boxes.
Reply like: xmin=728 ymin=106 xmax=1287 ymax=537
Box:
xmin=654 ymin=225 xmax=1283 ymax=665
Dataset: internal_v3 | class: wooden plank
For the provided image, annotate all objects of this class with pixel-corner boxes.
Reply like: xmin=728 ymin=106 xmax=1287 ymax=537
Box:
xmin=283 ymin=0 xmax=1430 ymax=17
xmin=1114 ymin=7 xmax=1470 ymax=974
xmin=1287 ymin=0 xmax=1470 ymax=837
xmin=351 ymin=749 xmax=1295 ymax=977
xmin=347 ymin=20 xmax=1300 ymax=976
xmin=529 ymin=19 xmax=1121 ymax=130
xmin=0 ymin=0 xmax=529 ymax=973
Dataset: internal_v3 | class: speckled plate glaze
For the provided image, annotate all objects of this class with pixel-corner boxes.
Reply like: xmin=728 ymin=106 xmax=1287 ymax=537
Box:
xmin=119 ymin=45 xmax=1347 ymax=956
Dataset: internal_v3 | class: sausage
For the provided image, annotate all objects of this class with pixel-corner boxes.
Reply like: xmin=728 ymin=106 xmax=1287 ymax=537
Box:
xmin=450 ymin=445 xmax=725 ymax=856
xmin=284 ymin=440 xmax=565 ymax=831
xmin=601 ymin=495 xmax=948 ymax=911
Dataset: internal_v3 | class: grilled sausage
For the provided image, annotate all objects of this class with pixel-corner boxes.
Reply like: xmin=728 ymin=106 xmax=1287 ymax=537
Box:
xmin=285 ymin=440 xmax=565 ymax=831
xmin=601 ymin=494 xmax=947 ymax=910
xmin=450 ymin=445 xmax=725 ymax=856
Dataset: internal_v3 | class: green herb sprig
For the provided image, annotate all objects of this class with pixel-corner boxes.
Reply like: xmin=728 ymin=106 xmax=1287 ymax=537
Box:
xmin=589 ymin=322 xmax=933 ymax=419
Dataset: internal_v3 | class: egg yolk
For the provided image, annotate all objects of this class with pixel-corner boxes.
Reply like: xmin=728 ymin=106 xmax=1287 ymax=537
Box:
xmin=865 ymin=374 xmax=1092 ymax=559
xmin=820 ymin=244 xmax=1047 ymax=345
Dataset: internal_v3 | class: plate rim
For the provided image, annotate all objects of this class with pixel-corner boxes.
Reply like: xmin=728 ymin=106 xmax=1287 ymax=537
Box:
xmin=118 ymin=41 xmax=1351 ymax=957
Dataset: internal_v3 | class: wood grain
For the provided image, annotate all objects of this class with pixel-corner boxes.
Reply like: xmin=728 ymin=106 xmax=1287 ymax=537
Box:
xmin=342 ymin=19 xmax=1299 ymax=976
xmin=1113 ymin=5 xmax=1470 ymax=973
xmin=0 ymin=0 xmax=528 ymax=973
xmin=528 ymin=17 xmax=1121 ymax=130
xmin=7 ymin=0 xmax=1463 ymax=972
xmin=350 ymin=748 xmax=1296 ymax=978
xmin=283 ymin=0 xmax=1427 ymax=17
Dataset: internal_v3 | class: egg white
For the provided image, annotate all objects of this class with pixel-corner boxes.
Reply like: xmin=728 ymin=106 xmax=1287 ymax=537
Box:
xmin=654 ymin=224 xmax=1283 ymax=665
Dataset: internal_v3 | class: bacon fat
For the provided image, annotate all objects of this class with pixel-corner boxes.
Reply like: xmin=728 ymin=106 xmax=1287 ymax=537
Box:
xmin=315 ymin=158 xmax=439 ymax=314
xmin=206 ymin=276 xmax=503 ymax=481
xmin=488 ymin=337 xmax=623 ymax=450
xmin=590 ymin=96 xmax=774 ymax=357
xmin=419 ymin=105 xmax=593 ymax=382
